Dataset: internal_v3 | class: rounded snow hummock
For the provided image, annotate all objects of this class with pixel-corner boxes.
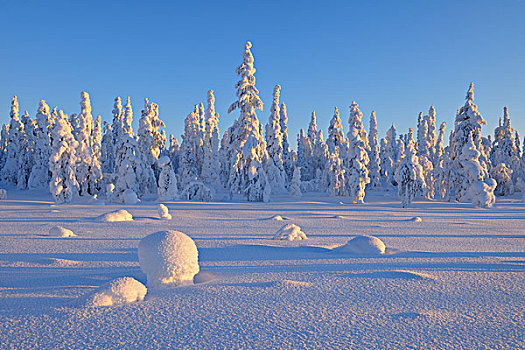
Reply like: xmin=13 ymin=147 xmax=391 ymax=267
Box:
xmin=84 ymin=277 xmax=147 ymax=307
xmin=158 ymin=204 xmax=172 ymax=220
xmin=49 ymin=225 xmax=77 ymax=238
xmin=273 ymin=224 xmax=307 ymax=241
xmin=96 ymin=209 xmax=133 ymax=222
xmin=410 ymin=216 xmax=423 ymax=222
xmin=338 ymin=235 xmax=386 ymax=255
xmin=138 ymin=230 xmax=200 ymax=288
xmin=122 ymin=189 xmax=140 ymax=204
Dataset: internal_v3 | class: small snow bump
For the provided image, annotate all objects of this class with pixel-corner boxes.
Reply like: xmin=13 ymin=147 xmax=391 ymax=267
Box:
xmin=96 ymin=209 xmax=133 ymax=222
xmin=273 ymin=224 xmax=307 ymax=241
xmin=410 ymin=216 xmax=422 ymax=222
xmin=337 ymin=235 xmax=386 ymax=255
xmin=49 ymin=226 xmax=77 ymax=238
xmin=84 ymin=277 xmax=147 ymax=307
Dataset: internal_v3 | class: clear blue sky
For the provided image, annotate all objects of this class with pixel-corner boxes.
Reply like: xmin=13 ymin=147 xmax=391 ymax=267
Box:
xmin=1 ymin=0 xmax=524 ymax=146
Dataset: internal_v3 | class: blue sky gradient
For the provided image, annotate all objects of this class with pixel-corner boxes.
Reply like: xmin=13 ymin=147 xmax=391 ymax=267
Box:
xmin=1 ymin=0 xmax=524 ymax=145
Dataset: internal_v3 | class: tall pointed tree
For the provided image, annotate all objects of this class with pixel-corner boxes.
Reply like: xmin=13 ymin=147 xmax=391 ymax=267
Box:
xmin=265 ymin=85 xmax=287 ymax=193
xmin=367 ymin=111 xmax=381 ymax=188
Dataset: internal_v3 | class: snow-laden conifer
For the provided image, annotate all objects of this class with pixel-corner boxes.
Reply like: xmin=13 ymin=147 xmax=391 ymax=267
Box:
xmin=460 ymin=132 xmax=496 ymax=207
xmin=327 ymin=154 xmax=346 ymax=196
xmin=226 ymin=41 xmax=271 ymax=202
xmin=395 ymin=129 xmax=425 ymax=207
xmin=326 ymin=107 xmax=346 ymax=157
xmin=264 ymin=85 xmax=287 ymax=193
xmin=289 ymin=166 xmax=302 ymax=198
xmin=100 ymin=122 xmax=114 ymax=173
xmin=201 ymin=90 xmax=222 ymax=190
xmin=448 ymin=83 xmax=489 ymax=201
xmin=345 ymin=101 xmax=370 ymax=203
xmin=28 ymin=100 xmax=52 ymax=189
xmin=0 ymin=124 xmax=9 ymax=171
xmin=17 ymin=111 xmax=36 ymax=190
xmin=137 ymin=98 xmax=160 ymax=194
xmin=379 ymin=138 xmax=394 ymax=187
xmin=179 ymin=110 xmax=202 ymax=186
xmin=491 ymin=107 xmax=520 ymax=193
xmin=1 ymin=97 xmax=25 ymax=186
xmin=49 ymin=110 xmax=79 ymax=203
xmin=157 ymin=156 xmax=179 ymax=200
xmin=168 ymin=134 xmax=180 ymax=174
xmin=367 ymin=111 xmax=381 ymax=188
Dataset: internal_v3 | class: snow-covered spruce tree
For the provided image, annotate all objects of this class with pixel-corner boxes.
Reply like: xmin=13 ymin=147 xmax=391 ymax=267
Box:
xmin=226 ymin=41 xmax=271 ymax=202
xmin=379 ymin=138 xmax=394 ymax=187
xmin=89 ymin=115 xmax=103 ymax=194
xmin=279 ymin=101 xmax=294 ymax=183
xmin=168 ymin=134 xmax=180 ymax=174
xmin=137 ymin=99 xmax=161 ymax=193
xmin=415 ymin=113 xmax=434 ymax=199
xmin=424 ymin=105 xmax=438 ymax=164
xmin=264 ymin=85 xmax=287 ymax=193
xmin=100 ymin=122 xmax=114 ymax=173
xmin=395 ymin=129 xmax=426 ymax=208
xmin=306 ymin=111 xmax=328 ymax=185
xmin=367 ymin=111 xmax=381 ymax=188
xmin=28 ymin=100 xmax=52 ymax=189
xmin=113 ymin=132 xmax=147 ymax=201
xmin=296 ymin=129 xmax=311 ymax=181
xmin=179 ymin=110 xmax=202 ymax=187
xmin=448 ymin=83 xmax=489 ymax=201
xmin=17 ymin=111 xmax=36 ymax=190
xmin=326 ymin=107 xmax=346 ymax=157
xmin=313 ymin=129 xmax=329 ymax=188
xmin=74 ymin=92 xmax=100 ymax=196
xmin=201 ymin=90 xmax=222 ymax=191
xmin=157 ymin=156 xmax=179 ymax=200
xmin=289 ymin=166 xmax=302 ymax=198
xmin=490 ymin=163 xmax=513 ymax=196
xmin=327 ymin=153 xmax=346 ymax=196
xmin=384 ymin=123 xmax=399 ymax=185
xmin=0 ymin=124 xmax=9 ymax=171
xmin=460 ymin=132 xmax=496 ymax=208
xmin=345 ymin=101 xmax=370 ymax=203
xmin=49 ymin=110 xmax=79 ymax=203
xmin=491 ymin=107 xmax=520 ymax=193
xmin=433 ymin=122 xmax=448 ymax=199
xmin=1 ymin=96 xmax=25 ymax=186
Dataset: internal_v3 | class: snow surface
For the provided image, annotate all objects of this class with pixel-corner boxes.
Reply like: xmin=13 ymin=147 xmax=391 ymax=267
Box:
xmin=0 ymin=190 xmax=524 ymax=349
xmin=138 ymin=230 xmax=200 ymax=288
xmin=96 ymin=209 xmax=133 ymax=222
xmin=84 ymin=277 xmax=147 ymax=307
xmin=49 ymin=225 xmax=77 ymax=238
xmin=273 ymin=223 xmax=308 ymax=241
xmin=337 ymin=235 xmax=386 ymax=255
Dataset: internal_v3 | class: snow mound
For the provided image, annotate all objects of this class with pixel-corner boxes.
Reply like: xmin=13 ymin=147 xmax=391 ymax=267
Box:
xmin=96 ymin=209 xmax=133 ymax=222
xmin=265 ymin=215 xmax=288 ymax=221
xmin=338 ymin=235 xmax=386 ymax=255
xmin=122 ymin=189 xmax=140 ymax=204
xmin=158 ymin=204 xmax=172 ymax=220
xmin=273 ymin=224 xmax=307 ymax=241
xmin=332 ymin=215 xmax=345 ymax=219
xmin=85 ymin=277 xmax=147 ymax=307
xmin=0 ymin=188 xmax=6 ymax=200
xmin=138 ymin=230 xmax=200 ymax=288
xmin=410 ymin=216 xmax=422 ymax=222
xmin=49 ymin=225 xmax=77 ymax=238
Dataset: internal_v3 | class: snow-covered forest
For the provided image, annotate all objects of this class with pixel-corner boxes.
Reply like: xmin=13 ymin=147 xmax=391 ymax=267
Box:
xmin=1 ymin=42 xmax=523 ymax=208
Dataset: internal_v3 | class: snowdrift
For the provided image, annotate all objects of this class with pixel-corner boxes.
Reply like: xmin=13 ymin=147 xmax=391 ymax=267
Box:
xmin=337 ymin=235 xmax=386 ymax=255
xmin=273 ymin=224 xmax=307 ymax=241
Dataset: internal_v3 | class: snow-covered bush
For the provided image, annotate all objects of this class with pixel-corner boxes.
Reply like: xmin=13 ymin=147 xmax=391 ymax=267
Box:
xmin=181 ymin=180 xmax=214 ymax=201
xmin=338 ymin=235 xmax=386 ymax=255
xmin=49 ymin=226 xmax=77 ymax=238
xmin=96 ymin=209 xmax=133 ymax=222
xmin=0 ymin=189 xmax=6 ymax=200
xmin=469 ymin=178 xmax=497 ymax=208
xmin=273 ymin=223 xmax=307 ymax=241
xmin=138 ymin=230 xmax=200 ymax=288
xmin=85 ymin=277 xmax=147 ymax=307
xmin=158 ymin=204 xmax=172 ymax=220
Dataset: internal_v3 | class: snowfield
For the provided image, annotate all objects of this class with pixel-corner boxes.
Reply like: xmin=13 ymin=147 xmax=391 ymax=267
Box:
xmin=0 ymin=189 xmax=524 ymax=349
